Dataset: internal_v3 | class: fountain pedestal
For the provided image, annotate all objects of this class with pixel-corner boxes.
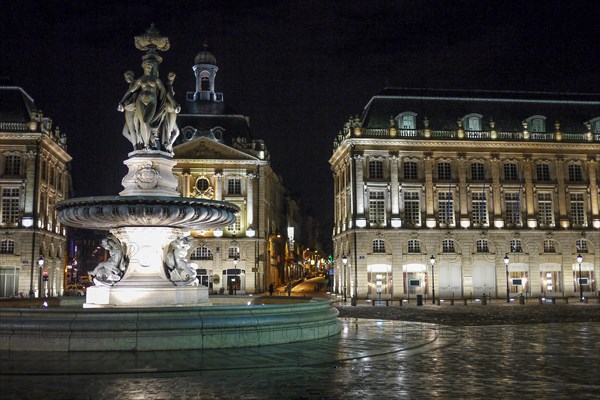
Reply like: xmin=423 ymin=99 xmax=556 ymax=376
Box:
xmin=84 ymin=226 xmax=210 ymax=308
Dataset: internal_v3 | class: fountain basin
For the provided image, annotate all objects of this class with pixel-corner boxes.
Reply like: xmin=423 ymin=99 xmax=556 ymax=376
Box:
xmin=0 ymin=298 xmax=340 ymax=351
xmin=56 ymin=195 xmax=238 ymax=230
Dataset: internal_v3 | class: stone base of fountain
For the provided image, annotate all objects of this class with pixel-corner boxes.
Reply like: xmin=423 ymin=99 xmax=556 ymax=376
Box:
xmin=0 ymin=299 xmax=340 ymax=351
xmin=85 ymin=285 xmax=210 ymax=308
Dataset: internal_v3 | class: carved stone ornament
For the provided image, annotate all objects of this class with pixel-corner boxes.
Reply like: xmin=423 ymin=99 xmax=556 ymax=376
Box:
xmin=135 ymin=163 xmax=161 ymax=189
xmin=89 ymin=235 xmax=128 ymax=286
xmin=165 ymin=236 xmax=199 ymax=286
xmin=134 ymin=24 xmax=170 ymax=53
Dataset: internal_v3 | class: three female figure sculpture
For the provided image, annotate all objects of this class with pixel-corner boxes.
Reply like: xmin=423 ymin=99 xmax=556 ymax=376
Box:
xmin=118 ymin=57 xmax=180 ymax=153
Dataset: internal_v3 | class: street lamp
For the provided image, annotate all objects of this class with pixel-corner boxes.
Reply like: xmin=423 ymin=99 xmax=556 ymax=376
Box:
xmin=342 ymin=255 xmax=347 ymax=302
xmin=233 ymin=256 xmax=239 ymax=296
xmin=37 ymin=256 xmax=45 ymax=298
xmin=577 ymin=254 xmax=583 ymax=302
xmin=430 ymin=255 xmax=436 ymax=304
xmin=504 ymin=254 xmax=510 ymax=303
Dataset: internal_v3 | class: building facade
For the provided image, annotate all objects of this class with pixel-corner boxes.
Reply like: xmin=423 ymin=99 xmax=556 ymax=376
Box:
xmin=0 ymin=86 xmax=72 ymax=298
xmin=172 ymin=46 xmax=314 ymax=294
xmin=331 ymin=88 xmax=599 ymax=302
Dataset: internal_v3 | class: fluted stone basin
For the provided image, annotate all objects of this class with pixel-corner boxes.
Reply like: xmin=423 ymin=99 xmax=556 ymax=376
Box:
xmin=56 ymin=195 xmax=238 ymax=230
xmin=0 ymin=298 xmax=341 ymax=351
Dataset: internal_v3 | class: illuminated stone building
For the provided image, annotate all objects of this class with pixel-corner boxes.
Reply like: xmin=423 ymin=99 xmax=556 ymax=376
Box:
xmin=0 ymin=85 xmax=71 ymax=298
xmin=331 ymin=88 xmax=599 ymax=302
xmin=172 ymin=46 xmax=311 ymax=294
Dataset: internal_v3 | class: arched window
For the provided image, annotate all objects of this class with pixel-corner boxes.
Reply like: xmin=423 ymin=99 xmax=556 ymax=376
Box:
xmin=228 ymin=245 xmax=240 ymax=259
xmin=442 ymin=239 xmax=455 ymax=253
xmin=576 ymin=239 xmax=588 ymax=253
xmin=200 ymin=70 xmax=211 ymax=91
xmin=476 ymin=239 xmax=489 ymax=253
xmin=191 ymin=245 xmax=213 ymax=260
xmin=372 ymin=239 xmax=385 ymax=253
xmin=407 ymin=239 xmax=421 ymax=253
xmin=543 ymin=240 xmax=556 ymax=253
xmin=510 ymin=239 xmax=522 ymax=253
xmin=0 ymin=239 xmax=15 ymax=254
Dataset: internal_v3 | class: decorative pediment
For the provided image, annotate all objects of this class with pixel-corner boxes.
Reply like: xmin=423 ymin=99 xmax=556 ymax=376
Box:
xmin=174 ymin=137 xmax=258 ymax=161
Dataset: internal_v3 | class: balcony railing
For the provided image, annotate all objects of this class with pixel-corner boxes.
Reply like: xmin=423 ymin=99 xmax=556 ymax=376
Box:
xmin=335 ymin=126 xmax=600 ymax=151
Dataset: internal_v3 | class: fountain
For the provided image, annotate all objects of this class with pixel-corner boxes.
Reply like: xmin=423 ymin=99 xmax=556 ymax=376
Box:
xmin=57 ymin=24 xmax=238 ymax=308
xmin=0 ymin=26 xmax=340 ymax=352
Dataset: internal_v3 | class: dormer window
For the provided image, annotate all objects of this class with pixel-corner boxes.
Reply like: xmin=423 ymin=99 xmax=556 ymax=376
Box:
xmin=463 ymin=113 xmax=482 ymax=131
xmin=396 ymin=112 xmax=417 ymax=129
xmin=588 ymin=117 xmax=600 ymax=133
xmin=527 ymin=115 xmax=546 ymax=132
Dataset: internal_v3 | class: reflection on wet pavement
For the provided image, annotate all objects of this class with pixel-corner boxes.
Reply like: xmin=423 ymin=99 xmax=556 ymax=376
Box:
xmin=1 ymin=319 xmax=599 ymax=399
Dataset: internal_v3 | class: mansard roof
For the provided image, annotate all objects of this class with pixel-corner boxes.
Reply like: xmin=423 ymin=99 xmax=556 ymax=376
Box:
xmin=361 ymin=88 xmax=600 ymax=132
xmin=177 ymin=113 xmax=253 ymax=144
xmin=0 ymin=86 xmax=37 ymax=122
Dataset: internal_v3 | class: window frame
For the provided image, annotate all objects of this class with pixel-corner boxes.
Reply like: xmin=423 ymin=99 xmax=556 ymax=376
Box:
xmin=368 ymin=160 xmax=384 ymax=179
xmin=372 ymin=239 xmax=386 ymax=253
xmin=227 ymin=178 xmax=242 ymax=195
xmin=403 ymin=161 xmax=418 ymax=180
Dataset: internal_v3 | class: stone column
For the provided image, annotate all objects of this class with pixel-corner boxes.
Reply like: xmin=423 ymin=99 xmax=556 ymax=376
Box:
xmin=490 ymin=157 xmax=502 ymax=227
xmin=390 ymin=155 xmax=400 ymax=227
xmin=556 ymin=157 xmax=568 ymax=228
xmin=424 ymin=156 xmax=435 ymax=227
xmin=524 ymin=157 xmax=535 ymax=228
xmin=24 ymin=150 xmax=37 ymax=217
xmin=355 ymin=154 xmax=365 ymax=216
xmin=587 ymin=159 xmax=599 ymax=227
xmin=390 ymin=156 xmax=399 ymax=213
xmin=214 ymin=172 xmax=223 ymax=201
xmin=246 ymin=173 xmax=255 ymax=227
xmin=181 ymin=171 xmax=190 ymax=197
xmin=458 ymin=157 xmax=469 ymax=228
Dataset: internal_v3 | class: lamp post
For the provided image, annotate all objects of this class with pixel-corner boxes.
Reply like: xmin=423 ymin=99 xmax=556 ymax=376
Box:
xmin=37 ymin=256 xmax=44 ymax=298
xmin=430 ymin=255 xmax=436 ymax=304
xmin=504 ymin=254 xmax=510 ymax=303
xmin=577 ymin=254 xmax=583 ymax=302
xmin=342 ymin=255 xmax=347 ymax=302
xmin=233 ymin=256 xmax=238 ymax=296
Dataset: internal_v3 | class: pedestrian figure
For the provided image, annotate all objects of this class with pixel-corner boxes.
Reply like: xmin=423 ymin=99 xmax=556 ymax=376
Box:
xmin=269 ymin=283 xmax=274 ymax=296
xmin=286 ymin=283 xmax=292 ymax=297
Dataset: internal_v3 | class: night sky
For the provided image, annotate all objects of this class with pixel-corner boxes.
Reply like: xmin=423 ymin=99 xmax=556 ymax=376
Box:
xmin=2 ymin=1 xmax=600 ymax=242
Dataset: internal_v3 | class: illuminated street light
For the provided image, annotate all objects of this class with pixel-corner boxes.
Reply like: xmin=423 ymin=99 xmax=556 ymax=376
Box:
xmin=342 ymin=255 xmax=347 ymax=303
xmin=504 ymin=254 xmax=510 ymax=303
xmin=38 ymin=256 xmax=45 ymax=298
xmin=430 ymin=255 xmax=436 ymax=304
xmin=577 ymin=254 xmax=583 ymax=302
xmin=233 ymin=256 xmax=239 ymax=296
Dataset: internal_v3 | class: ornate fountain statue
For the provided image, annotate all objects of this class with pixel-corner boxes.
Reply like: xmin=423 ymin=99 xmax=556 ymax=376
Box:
xmin=117 ymin=24 xmax=181 ymax=153
xmin=57 ymin=26 xmax=238 ymax=307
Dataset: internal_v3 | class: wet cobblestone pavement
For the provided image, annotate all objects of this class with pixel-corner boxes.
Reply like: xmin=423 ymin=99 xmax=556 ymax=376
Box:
xmin=2 ymin=300 xmax=600 ymax=399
